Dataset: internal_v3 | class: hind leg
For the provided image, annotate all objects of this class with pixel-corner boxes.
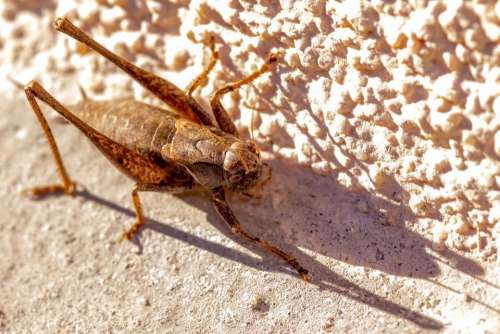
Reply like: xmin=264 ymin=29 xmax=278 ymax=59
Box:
xmin=119 ymin=182 xmax=194 ymax=242
xmin=24 ymin=80 xmax=198 ymax=243
xmin=54 ymin=17 xmax=214 ymax=126
xmin=22 ymin=82 xmax=78 ymax=198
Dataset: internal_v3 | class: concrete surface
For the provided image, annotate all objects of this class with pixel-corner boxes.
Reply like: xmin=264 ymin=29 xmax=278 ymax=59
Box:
xmin=0 ymin=95 xmax=498 ymax=333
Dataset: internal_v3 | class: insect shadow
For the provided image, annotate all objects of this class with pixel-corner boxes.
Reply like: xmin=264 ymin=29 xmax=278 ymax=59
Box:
xmin=76 ymin=185 xmax=443 ymax=330
xmin=73 ymin=156 xmax=488 ymax=330
xmin=249 ymin=55 xmax=485 ymax=280
xmin=256 ymin=161 xmax=484 ymax=280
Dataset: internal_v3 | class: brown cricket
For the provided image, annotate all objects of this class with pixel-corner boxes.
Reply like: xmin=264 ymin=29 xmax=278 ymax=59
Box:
xmin=16 ymin=17 xmax=309 ymax=281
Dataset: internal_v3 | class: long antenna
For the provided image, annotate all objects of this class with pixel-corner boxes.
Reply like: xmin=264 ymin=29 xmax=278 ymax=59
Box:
xmin=7 ymin=75 xmax=25 ymax=90
xmin=77 ymin=83 xmax=88 ymax=100
xmin=250 ymin=108 xmax=256 ymax=142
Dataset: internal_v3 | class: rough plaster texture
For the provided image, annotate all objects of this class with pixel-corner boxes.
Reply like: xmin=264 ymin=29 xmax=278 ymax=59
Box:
xmin=0 ymin=0 xmax=499 ymax=333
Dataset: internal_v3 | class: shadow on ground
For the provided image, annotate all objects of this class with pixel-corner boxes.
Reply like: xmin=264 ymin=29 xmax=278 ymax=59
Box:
xmin=72 ymin=158 xmax=492 ymax=330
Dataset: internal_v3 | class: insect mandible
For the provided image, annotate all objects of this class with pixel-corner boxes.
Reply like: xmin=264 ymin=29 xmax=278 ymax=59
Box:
xmin=15 ymin=17 xmax=310 ymax=281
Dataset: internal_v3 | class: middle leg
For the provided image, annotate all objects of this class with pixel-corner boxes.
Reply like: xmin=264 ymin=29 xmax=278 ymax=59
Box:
xmin=119 ymin=182 xmax=195 ymax=242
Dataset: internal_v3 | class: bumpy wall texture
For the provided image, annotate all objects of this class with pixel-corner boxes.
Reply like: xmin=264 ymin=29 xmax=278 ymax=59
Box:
xmin=1 ymin=0 xmax=499 ymax=260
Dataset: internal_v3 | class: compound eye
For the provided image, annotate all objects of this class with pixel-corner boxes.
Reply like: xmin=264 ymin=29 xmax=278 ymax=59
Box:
xmin=229 ymin=174 xmax=242 ymax=184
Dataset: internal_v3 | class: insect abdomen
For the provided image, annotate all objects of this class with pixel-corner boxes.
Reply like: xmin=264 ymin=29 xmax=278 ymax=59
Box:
xmin=70 ymin=98 xmax=179 ymax=155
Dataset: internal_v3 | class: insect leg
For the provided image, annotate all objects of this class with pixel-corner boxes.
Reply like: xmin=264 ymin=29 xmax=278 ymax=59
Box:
xmin=187 ymin=36 xmax=219 ymax=96
xmin=211 ymin=187 xmax=310 ymax=282
xmin=54 ymin=17 xmax=214 ymax=127
xmin=210 ymin=53 xmax=279 ymax=136
xmin=25 ymin=81 xmax=173 ymax=187
xmin=119 ymin=182 xmax=195 ymax=242
xmin=119 ymin=186 xmax=145 ymax=242
xmin=22 ymin=82 xmax=78 ymax=198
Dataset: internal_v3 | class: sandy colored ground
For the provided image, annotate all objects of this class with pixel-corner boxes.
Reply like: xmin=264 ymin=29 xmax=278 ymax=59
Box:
xmin=0 ymin=1 xmax=499 ymax=333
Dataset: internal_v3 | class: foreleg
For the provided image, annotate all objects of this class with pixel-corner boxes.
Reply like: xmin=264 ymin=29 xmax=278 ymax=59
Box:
xmin=119 ymin=182 xmax=194 ymax=242
xmin=187 ymin=36 xmax=219 ymax=96
xmin=22 ymin=82 xmax=78 ymax=197
xmin=210 ymin=53 xmax=279 ymax=136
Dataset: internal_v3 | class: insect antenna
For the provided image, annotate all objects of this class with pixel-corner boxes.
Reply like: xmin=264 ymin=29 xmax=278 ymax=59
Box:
xmin=77 ymin=83 xmax=88 ymax=100
xmin=248 ymin=107 xmax=263 ymax=158
xmin=250 ymin=107 xmax=256 ymax=142
xmin=7 ymin=75 xmax=25 ymax=90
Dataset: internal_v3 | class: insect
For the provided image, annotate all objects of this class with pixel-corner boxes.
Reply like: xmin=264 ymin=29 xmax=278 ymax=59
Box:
xmin=16 ymin=17 xmax=310 ymax=281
